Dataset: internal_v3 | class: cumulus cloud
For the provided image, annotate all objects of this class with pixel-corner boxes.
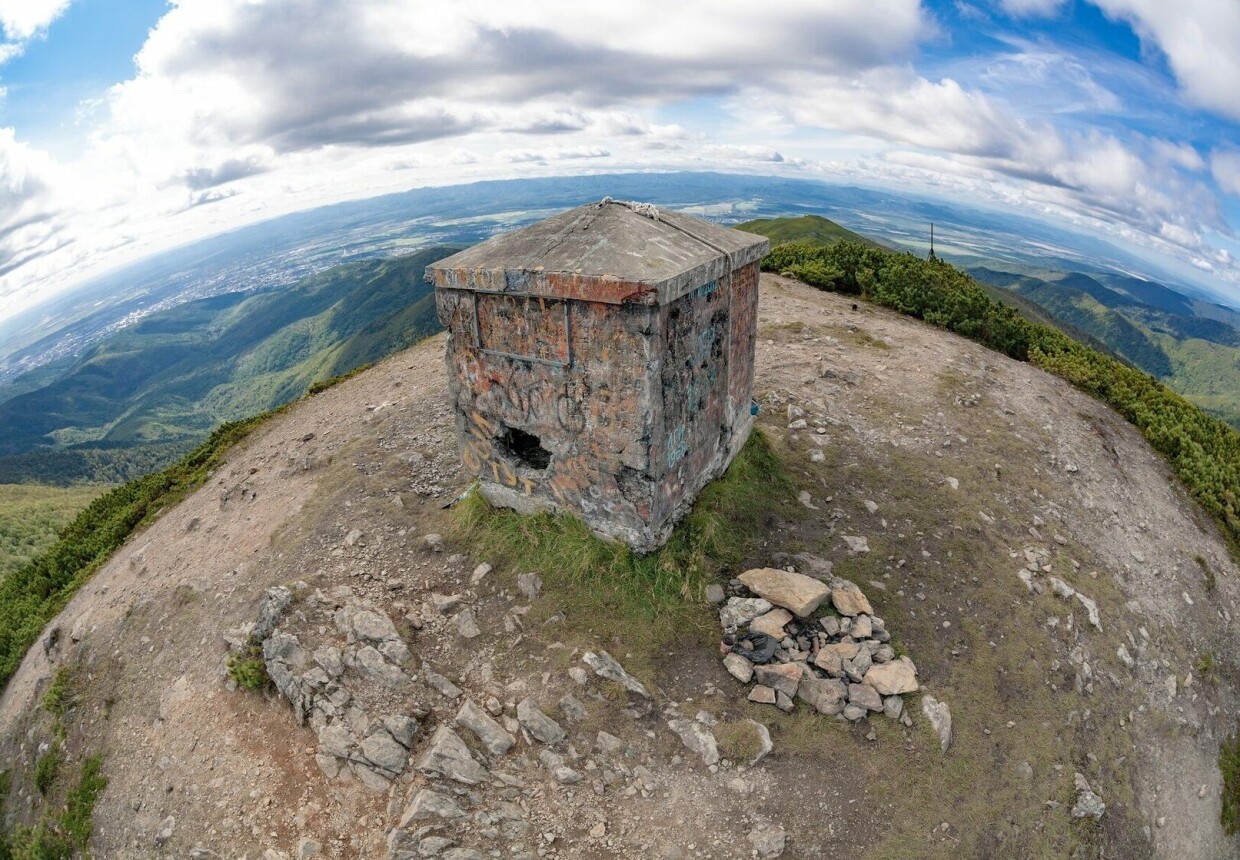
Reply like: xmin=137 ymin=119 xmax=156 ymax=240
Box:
xmin=1089 ymin=0 xmax=1240 ymax=122
xmin=2 ymin=0 xmax=1240 ymax=317
xmin=0 ymin=0 xmax=70 ymax=42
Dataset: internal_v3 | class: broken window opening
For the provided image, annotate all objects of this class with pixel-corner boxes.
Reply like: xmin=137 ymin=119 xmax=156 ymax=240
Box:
xmin=498 ymin=426 xmax=552 ymax=470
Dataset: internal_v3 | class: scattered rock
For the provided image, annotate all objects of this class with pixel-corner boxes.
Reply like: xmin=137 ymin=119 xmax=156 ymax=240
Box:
xmin=416 ymin=726 xmax=489 ymax=784
xmin=753 ymin=662 xmax=801 ymax=698
xmin=583 ymin=650 xmax=650 ymax=697
xmin=539 ymin=749 xmax=584 ymax=783
xmin=454 ymin=608 xmax=481 ymax=639
xmin=424 ymin=533 xmax=445 ymax=552
xmin=155 ymin=816 xmax=176 ymax=847
xmin=667 ymin=718 xmax=720 ymax=766
xmin=455 ymin=699 xmax=515 ymax=755
xmin=750 ymin=607 xmax=793 ymax=638
xmin=848 ymin=683 xmax=883 ymax=712
xmin=705 ymin=583 xmax=726 ymax=604
xmin=422 ymin=664 xmax=463 ymax=699
xmin=517 ymin=572 xmax=542 ymax=600
xmin=922 ymin=694 xmax=953 ymax=753
xmin=723 ymin=653 xmax=755 ymax=684
xmin=719 ymin=597 xmax=774 ymax=630
xmin=517 ymin=698 xmax=566 ymax=745
xmin=470 ymin=562 xmax=493 ymax=584
xmin=1016 ymin=761 xmax=1034 ymax=781
xmin=738 ymin=568 xmax=831 ymax=617
xmin=1071 ymin=772 xmax=1106 ymax=820
xmin=747 ymin=824 xmax=786 ymax=858
xmin=399 ymin=789 xmax=468 ymax=827
xmin=558 ymin=694 xmax=588 ymax=722
xmin=841 ymin=535 xmax=870 ymax=554
xmin=748 ymin=685 xmax=777 ymax=705
xmin=829 ymin=578 xmax=873 ymax=616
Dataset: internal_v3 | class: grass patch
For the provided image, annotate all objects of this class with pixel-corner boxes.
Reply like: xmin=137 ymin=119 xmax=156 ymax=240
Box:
xmin=227 ymin=648 xmax=270 ymax=691
xmin=0 ymin=411 xmax=277 ymax=691
xmin=2 ymin=756 xmax=107 ymax=859
xmin=40 ymin=667 xmax=74 ymax=720
xmin=714 ymin=718 xmax=768 ymax=764
xmin=33 ymin=742 xmax=61 ymax=797
xmin=452 ymin=430 xmax=797 ymax=675
xmin=1223 ymin=731 xmax=1240 ymax=836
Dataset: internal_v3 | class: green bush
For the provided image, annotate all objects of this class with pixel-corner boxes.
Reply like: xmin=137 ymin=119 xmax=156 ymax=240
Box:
xmin=226 ymin=652 xmax=269 ymax=691
xmin=764 ymin=240 xmax=1240 ymax=555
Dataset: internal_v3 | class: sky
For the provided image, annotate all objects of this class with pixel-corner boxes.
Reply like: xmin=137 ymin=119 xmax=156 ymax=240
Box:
xmin=0 ymin=0 xmax=1239 ymax=321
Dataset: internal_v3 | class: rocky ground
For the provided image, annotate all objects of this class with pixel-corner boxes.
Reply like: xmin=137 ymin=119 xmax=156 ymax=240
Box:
xmin=0 ymin=274 xmax=1238 ymax=858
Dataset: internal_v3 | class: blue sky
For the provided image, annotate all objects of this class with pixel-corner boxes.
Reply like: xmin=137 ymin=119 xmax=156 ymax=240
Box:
xmin=0 ymin=0 xmax=1238 ymax=319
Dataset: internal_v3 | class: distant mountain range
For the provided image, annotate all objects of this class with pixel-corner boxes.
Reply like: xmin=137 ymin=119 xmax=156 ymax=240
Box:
xmin=740 ymin=214 xmax=1240 ymax=428
xmin=5 ymin=173 xmax=1240 ymax=483
xmin=0 ymin=247 xmax=453 ymax=483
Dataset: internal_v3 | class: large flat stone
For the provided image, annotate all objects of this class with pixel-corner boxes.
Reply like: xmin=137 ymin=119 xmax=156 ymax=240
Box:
xmin=864 ymin=656 xmax=919 ymax=695
xmin=738 ymin=568 xmax=831 ymax=618
xmin=829 ymin=578 xmax=873 ymax=616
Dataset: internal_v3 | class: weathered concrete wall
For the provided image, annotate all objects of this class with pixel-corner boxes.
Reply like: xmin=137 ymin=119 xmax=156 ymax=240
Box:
xmin=652 ymin=260 xmax=759 ymax=529
xmin=436 ymin=289 xmax=660 ymax=547
xmin=434 ymin=259 xmax=760 ymax=553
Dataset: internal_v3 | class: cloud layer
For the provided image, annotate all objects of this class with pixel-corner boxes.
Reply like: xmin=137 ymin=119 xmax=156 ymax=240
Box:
xmin=0 ymin=0 xmax=1238 ymax=319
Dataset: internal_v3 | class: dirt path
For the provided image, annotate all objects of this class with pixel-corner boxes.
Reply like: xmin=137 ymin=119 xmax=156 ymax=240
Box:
xmin=0 ymin=274 xmax=1235 ymax=858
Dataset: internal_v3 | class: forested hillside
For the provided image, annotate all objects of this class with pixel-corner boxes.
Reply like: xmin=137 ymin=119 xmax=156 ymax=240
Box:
xmin=0 ymin=247 xmax=455 ymax=484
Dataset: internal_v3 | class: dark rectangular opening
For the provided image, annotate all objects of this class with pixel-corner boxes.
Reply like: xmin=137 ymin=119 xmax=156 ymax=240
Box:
xmin=498 ymin=426 xmax=551 ymax=470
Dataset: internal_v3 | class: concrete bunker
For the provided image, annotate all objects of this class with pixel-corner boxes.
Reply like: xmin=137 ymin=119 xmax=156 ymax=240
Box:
xmin=427 ymin=198 xmax=769 ymax=552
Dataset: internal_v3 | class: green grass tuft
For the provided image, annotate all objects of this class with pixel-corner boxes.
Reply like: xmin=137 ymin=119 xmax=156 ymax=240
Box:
xmin=40 ymin=668 xmax=74 ymax=720
xmin=32 ymin=743 xmax=61 ymax=798
xmin=2 ymin=756 xmax=106 ymax=858
xmin=227 ymin=651 xmax=270 ymax=691
xmin=452 ymin=430 xmax=797 ymax=673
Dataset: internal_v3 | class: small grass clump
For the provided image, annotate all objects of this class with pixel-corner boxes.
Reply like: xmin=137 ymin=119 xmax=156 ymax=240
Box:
xmin=33 ymin=742 xmax=62 ymax=797
xmin=452 ymin=430 xmax=797 ymax=673
xmin=714 ymin=719 xmax=767 ymax=764
xmin=40 ymin=667 xmax=74 ymax=720
xmin=1223 ymin=731 xmax=1240 ymax=836
xmin=227 ymin=645 xmax=270 ymax=691
xmin=1195 ymin=554 xmax=1217 ymax=592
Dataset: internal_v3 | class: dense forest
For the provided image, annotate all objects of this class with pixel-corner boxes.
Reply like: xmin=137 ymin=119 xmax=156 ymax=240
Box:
xmin=0 ymin=247 xmax=456 ymax=485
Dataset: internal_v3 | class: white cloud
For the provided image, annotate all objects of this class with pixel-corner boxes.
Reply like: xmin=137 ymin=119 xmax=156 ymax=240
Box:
xmin=996 ymin=0 xmax=1068 ymax=17
xmin=1212 ymin=150 xmax=1240 ymax=198
xmin=1089 ymin=0 xmax=1240 ymax=122
xmin=0 ymin=0 xmax=70 ymax=41
xmin=2 ymin=0 xmax=1240 ymax=318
